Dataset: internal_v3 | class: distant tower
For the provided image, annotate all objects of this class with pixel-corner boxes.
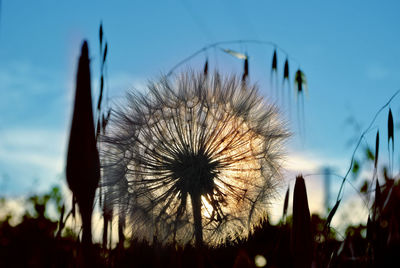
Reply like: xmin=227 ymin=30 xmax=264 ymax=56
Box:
xmin=322 ymin=167 xmax=332 ymax=214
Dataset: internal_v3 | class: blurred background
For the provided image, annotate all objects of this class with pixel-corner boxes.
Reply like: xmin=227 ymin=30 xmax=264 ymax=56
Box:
xmin=1 ymin=0 xmax=400 ymax=237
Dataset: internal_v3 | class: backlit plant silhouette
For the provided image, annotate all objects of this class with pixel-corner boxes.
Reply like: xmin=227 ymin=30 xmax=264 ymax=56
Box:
xmin=101 ymin=71 xmax=288 ymax=247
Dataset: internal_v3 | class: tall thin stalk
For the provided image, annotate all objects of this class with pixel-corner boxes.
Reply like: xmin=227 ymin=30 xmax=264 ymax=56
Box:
xmin=191 ymin=193 xmax=203 ymax=248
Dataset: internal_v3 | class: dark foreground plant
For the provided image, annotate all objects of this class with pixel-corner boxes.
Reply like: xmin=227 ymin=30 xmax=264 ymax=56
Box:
xmin=66 ymin=41 xmax=100 ymax=252
xmin=101 ymin=71 xmax=289 ymax=247
xmin=292 ymin=175 xmax=312 ymax=268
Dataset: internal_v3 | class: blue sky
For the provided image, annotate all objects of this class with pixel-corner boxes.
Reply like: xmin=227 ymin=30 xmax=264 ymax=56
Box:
xmin=1 ymin=1 xmax=400 ymax=224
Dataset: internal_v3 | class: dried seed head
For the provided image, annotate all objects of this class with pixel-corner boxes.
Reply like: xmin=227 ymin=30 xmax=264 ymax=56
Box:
xmin=271 ymin=49 xmax=277 ymax=72
xmin=101 ymin=71 xmax=289 ymax=246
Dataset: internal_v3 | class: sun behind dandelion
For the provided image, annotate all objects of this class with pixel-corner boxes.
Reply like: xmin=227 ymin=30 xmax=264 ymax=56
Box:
xmin=101 ymin=71 xmax=288 ymax=247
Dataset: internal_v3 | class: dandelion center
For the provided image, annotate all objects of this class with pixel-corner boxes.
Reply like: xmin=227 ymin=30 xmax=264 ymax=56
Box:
xmin=171 ymin=151 xmax=219 ymax=196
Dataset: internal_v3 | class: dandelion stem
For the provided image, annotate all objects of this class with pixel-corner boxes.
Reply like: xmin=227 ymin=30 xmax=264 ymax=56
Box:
xmin=191 ymin=193 xmax=203 ymax=248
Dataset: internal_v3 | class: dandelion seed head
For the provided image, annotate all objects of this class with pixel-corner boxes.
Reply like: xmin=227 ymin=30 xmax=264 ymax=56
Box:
xmin=101 ymin=71 xmax=289 ymax=246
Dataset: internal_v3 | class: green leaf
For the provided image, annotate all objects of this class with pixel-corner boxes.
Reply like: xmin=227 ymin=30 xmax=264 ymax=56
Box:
xmin=352 ymin=159 xmax=360 ymax=176
xmin=365 ymin=146 xmax=374 ymax=161
xmin=360 ymin=180 xmax=369 ymax=193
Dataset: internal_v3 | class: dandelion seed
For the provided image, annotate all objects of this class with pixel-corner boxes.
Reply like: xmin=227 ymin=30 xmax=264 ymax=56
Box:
xmin=101 ymin=71 xmax=288 ymax=246
xmin=222 ymin=48 xmax=247 ymax=60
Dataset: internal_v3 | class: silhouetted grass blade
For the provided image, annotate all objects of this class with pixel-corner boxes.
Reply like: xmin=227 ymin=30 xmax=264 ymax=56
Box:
xmin=388 ymin=108 xmax=394 ymax=152
xmin=96 ymin=118 xmax=101 ymax=140
xmin=292 ymin=175 xmax=312 ymax=268
xmin=66 ymin=40 xmax=100 ymax=248
xmin=366 ymin=216 xmax=372 ymax=242
xmin=103 ymin=42 xmax=108 ymax=64
xmin=101 ymin=110 xmax=111 ymax=134
xmin=282 ymin=186 xmax=289 ymax=221
xmin=102 ymin=205 xmax=112 ymax=248
xmin=375 ymin=130 xmax=379 ymax=169
xmin=72 ymin=195 xmax=76 ymax=218
xmin=56 ymin=204 xmax=65 ymax=238
xmin=326 ymin=199 xmax=341 ymax=229
xmin=373 ymin=179 xmax=381 ymax=220
xmin=97 ymin=75 xmax=104 ymax=110
xmin=104 ymin=109 xmax=111 ymax=127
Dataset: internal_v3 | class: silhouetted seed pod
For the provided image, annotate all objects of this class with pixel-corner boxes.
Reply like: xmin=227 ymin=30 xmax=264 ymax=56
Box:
xmin=295 ymin=70 xmax=302 ymax=93
xmin=242 ymin=57 xmax=249 ymax=82
xmin=292 ymin=175 xmax=312 ymax=268
xmin=294 ymin=69 xmax=307 ymax=94
xmin=66 ymin=41 xmax=100 ymax=246
xmin=272 ymin=49 xmax=277 ymax=73
xmin=203 ymin=59 xmax=208 ymax=76
xmin=283 ymin=58 xmax=289 ymax=80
